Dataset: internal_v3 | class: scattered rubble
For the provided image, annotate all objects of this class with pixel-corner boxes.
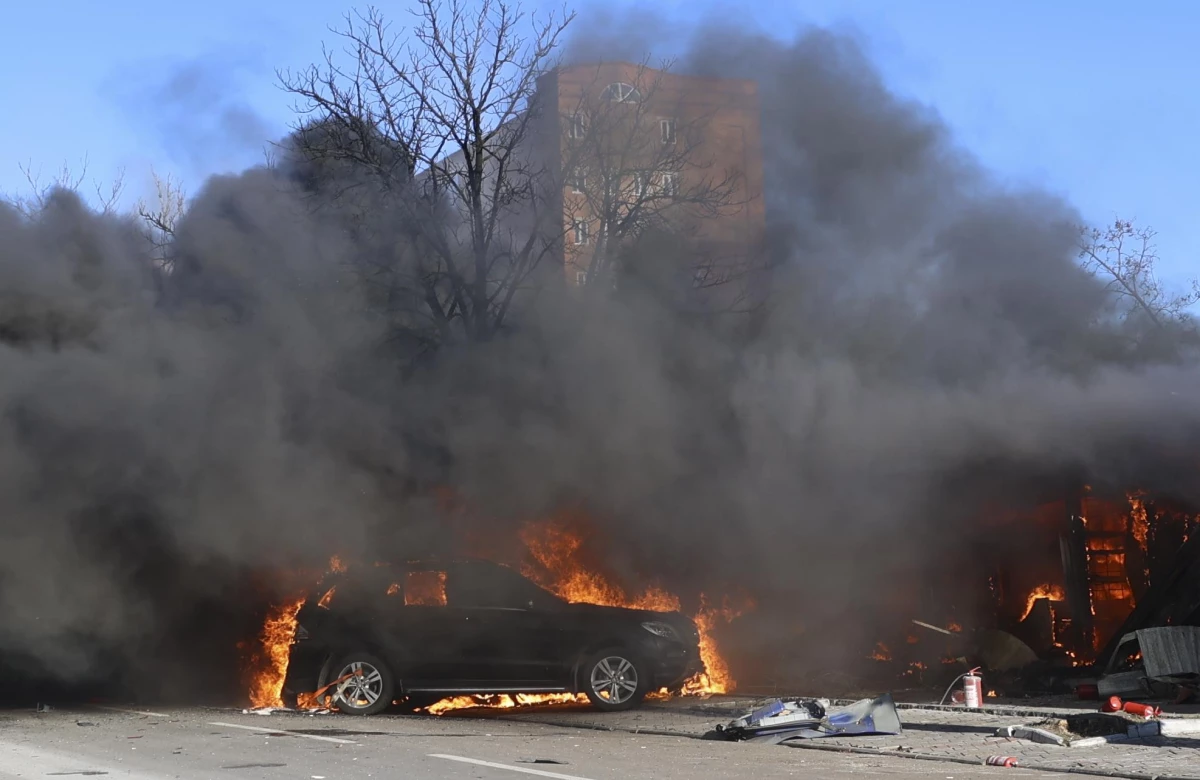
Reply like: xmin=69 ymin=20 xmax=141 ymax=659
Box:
xmin=993 ymin=712 xmax=1159 ymax=747
xmin=704 ymin=694 xmax=901 ymax=744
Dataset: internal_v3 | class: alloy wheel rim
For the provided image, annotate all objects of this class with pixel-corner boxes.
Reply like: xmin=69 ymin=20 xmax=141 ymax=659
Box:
xmin=590 ymin=656 xmax=638 ymax=704
xmin=335 ymin=661 xmax=384 ymax=708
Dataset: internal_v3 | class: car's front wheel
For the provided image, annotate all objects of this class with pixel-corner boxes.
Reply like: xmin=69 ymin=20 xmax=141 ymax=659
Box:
xmin=582 ymin=648 xmax=646 ymax=712
xmin=330 ymin=653 xmax=395 ymax=716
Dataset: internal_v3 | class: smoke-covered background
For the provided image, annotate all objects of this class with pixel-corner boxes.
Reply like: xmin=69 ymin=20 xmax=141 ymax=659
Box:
xmin=3 ymin=7 xmax=1199 ymax=700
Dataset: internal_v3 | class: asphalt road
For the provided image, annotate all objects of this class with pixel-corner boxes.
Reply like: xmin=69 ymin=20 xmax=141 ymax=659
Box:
xmin=0 ymin=704 xmax=1072 ymax=779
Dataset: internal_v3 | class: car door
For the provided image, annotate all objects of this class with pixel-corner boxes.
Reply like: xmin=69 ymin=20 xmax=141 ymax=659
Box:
xmin=444 ymin=562 xmax=566 ymax=688
xmin=378 ymin=567 xmax=477 ymax=686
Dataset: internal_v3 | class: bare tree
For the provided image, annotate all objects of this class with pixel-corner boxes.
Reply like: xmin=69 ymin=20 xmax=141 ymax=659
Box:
xmin=1078 ymin=218 xmax=1199 ymax=328
xmin=280 ymin=0 xmax=574 ymax=354
xmin=7 ymin=156 xmax=126 ymax=217
xmin=559 ymin=61 xmax=751 ymax=301
xmin=136 ymin=169 xmax=188 ymax=274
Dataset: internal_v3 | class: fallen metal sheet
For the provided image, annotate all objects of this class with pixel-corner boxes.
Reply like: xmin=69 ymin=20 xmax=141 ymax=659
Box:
xmin=712 ymin=694 xmax=902 ymax=744
xmin=975 ymin=629 xmax=1039 ymax=672
xmin=1097 ymin=626 xmax=1200 ymax=696
xmin=722 ymin=698 xmax=824 ymax=740
xmin=750 ymin=728 xmax=825 ymax=744
xmin=1098 ymin=632 xmax=1146 ymax=697
xmin=1136 ymin=626 xmax=1200 ymax=682
xmin=820 ymin=693 xmax=902 ymax=736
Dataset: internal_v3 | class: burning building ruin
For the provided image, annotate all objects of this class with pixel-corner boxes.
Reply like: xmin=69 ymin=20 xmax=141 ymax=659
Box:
xmin=830 ymin=477 xmax=1200 ymax=702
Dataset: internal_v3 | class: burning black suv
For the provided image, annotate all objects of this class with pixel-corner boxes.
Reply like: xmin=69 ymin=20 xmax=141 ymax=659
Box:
xmin=283 ymin=558 xmax=703 ymax=716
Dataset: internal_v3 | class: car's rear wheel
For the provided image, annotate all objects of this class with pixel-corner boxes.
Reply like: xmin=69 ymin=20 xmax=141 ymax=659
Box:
xmin=582 ymin=648 xmax=646 ymax=712
xmin=330 ymin=653 xmax=394 ymax=716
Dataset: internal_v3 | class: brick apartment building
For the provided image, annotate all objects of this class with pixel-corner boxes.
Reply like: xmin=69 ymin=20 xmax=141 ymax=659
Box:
xmin=425 ymin=62 xmax=764 ymax=299
xmin=534 ymin=62 xmax=766 ymax=292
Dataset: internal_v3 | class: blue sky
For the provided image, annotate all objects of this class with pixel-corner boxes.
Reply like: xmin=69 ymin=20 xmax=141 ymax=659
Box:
xmin=2 ymin=0 xmax=1195 ymax=285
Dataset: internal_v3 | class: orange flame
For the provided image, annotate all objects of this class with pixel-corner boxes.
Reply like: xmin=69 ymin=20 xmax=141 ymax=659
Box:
xmin=1064 ymin=649 xmax=1087 ymax=667
xmin=870 ymin=642 xmax=892 ymax=662
xmin=519 ymin=522 xmax=682 ymax=612
xmin=496 ymin=519 xmax=747 ymax=707
xmin=680 ymin=595 xmax=746 ymax=695
xmin=244 ymin=596 xmax=305 ymax=709
xmin=1019 ymin=584 xmax=1066 ymax=622
xmin=1128 ymin=491 xmax=1150 ymax=549
xmin=426 ymin=693 xmax=587 ymax=715
xmin=243 ymin=555 xmax=349 ymax=708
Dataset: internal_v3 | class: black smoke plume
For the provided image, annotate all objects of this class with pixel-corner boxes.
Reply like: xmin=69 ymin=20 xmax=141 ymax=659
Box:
xmin=2 ymin=10 xmax=1199 ymax=700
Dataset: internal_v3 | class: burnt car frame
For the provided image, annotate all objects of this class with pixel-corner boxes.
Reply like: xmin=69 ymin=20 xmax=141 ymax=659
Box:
xmin=283 ymin=558 xmax=703 ymax=715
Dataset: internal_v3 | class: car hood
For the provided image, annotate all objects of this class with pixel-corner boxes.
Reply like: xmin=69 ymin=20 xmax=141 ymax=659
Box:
xmin=561 ymin=602 xmax=698 ymax=636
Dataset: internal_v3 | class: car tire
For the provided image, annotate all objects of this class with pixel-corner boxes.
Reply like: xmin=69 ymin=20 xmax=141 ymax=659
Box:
xmin=581 ymin=648 xmax=647 ymax=712
xmin=329 ymin=652 xmax=395 ymax=716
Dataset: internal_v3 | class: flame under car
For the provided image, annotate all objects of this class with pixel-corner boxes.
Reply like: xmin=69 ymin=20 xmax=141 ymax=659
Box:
xmin=283 ymin=558 xmax=703 ymax=715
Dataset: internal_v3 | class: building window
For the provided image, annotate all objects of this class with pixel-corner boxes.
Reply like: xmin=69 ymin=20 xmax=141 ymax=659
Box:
xmin=575 ymin=271 xmax=588 ymax=285
xmin=660 ymin=118 xmax=677 ymax=144
xmin=657 ymin=172 xmax=679 ymax=197
xmin=600 ymin=82 xmax=641 ymax=103
xmin=570 ymin=172 xmax=586 ymax=194
xmin=573 ymin=219 xmax=589 ymax=245
xmin=630 ymin=172 xmax=647 ymax=198
xmin=569 ymin=114 xmax=586 ymax=139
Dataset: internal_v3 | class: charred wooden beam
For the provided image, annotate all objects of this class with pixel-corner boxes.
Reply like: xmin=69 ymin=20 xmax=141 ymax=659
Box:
xmin=1060 ymin=486 xmax=1095 ymax=653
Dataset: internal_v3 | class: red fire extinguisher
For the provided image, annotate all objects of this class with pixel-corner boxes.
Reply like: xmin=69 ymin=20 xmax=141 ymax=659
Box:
xmin=1122 ymin=701 xmax=1162 ymax=718
xmin=963 ymin=668 xmax=984 ymax=708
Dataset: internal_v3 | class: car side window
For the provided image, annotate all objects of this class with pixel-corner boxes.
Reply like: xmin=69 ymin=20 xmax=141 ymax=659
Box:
xmin=392 ymin=570 xmax=447 ymax=606
xmin=445 ymin=566 xmax=500 ymax=608
xmin=447 ymin=563 xmax=559 ymax=610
